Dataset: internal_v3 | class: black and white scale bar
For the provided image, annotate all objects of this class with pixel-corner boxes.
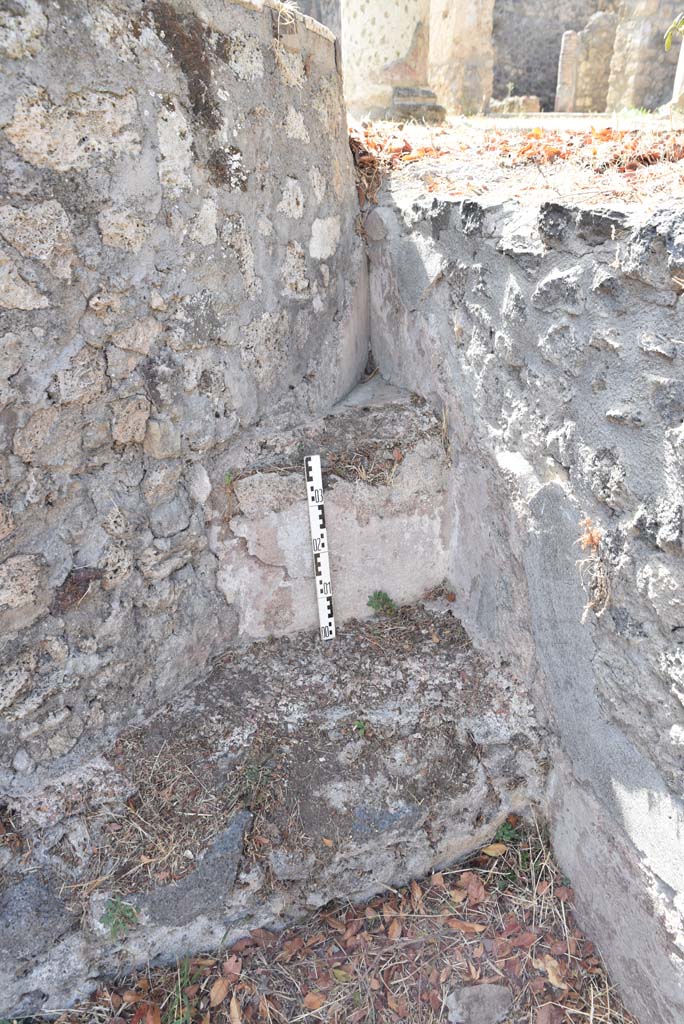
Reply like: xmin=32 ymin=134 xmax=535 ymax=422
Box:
xmin=304 ymin=455 xmax=336 ymax=641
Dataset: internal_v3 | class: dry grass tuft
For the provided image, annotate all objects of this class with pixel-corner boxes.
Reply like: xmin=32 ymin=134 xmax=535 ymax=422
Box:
xmin=356 ymin=598 xmax=473 ymax=656
xmin=576 ymin=518 xmax=611 ymax=623
xmin=69 ymin=738 xmax=241 ymax=903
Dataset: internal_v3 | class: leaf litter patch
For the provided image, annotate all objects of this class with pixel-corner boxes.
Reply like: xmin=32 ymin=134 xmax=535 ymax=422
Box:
xmin=350 ymin=117 xmax=684 ymax=211
xmin=43 ymin=819 xmax=636 ymax=1024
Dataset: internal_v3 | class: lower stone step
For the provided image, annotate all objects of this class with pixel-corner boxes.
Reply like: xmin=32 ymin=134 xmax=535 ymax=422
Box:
xmin=0 ymin=602 xmax=545 ymax=1015
xmin=386 ymin=87 xmax=446 ymax=124
xmin=24 ymin=816 xmax=637 ymax=1024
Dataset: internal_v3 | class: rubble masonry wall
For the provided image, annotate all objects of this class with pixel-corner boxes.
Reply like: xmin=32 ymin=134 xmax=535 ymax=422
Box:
xmin=366 ymin=193 xmax=684 ymax=1024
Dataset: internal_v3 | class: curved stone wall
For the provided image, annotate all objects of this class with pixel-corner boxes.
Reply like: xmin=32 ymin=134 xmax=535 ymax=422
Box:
xmin=0 ymin=0 xmax=367 ymax=778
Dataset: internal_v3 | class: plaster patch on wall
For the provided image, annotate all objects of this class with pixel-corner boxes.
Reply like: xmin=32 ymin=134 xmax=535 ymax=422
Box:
xmin=85 ymin=6 xmax=139 ymax=62
xmin=277 ymin=177 xmax=305 ymax=219
xmin=272 ymin=40 xmax=307 ymax=87
xmin=309 ymin=166 xmax=327 ymax=202
xmin=310 ymin=216 xmax=340 ymax=259
xmin=285 ymin=105 xmax=310 ymax=141
xmin=0 ymin=0 xmax=47 ymax=59
xmin=241 ymin=309 xmax=290 ymax=385
xmin=4 ymin=89 xmax=141 ymax=172
xmin=98 ymin=206 xmax=149 ymax=252
xmin=226 ymin=30 xmax=264 ymax=80
xmin=223 ymin=215 xmax=260 ymax=297
xmin=158 ymin=98 xmax=193 ymax=189
xmin=282 ymin=240 xmax=310 ymax=296
xmin=191 ymin=199 xmax=219 ymax=245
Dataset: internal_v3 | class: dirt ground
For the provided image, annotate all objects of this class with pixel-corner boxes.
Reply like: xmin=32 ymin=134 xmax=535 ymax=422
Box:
xmin=350 ymin=112 xmax=684 ymax=211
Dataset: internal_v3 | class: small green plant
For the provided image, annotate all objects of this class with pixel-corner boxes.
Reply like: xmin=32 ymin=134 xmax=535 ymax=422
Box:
xmin=225 ymin=470 xmax=234 ymax=487
xmin=367 ymin=590 xmax=397 ymax=616
xmin=665 ymin=12 xmax=684 ymax=50
xmin=353 ymin=719 xmax=368 ymax=739
xmin=163 ymin=958 xmax=194 ymax=1024
xmin=101 ymin=896 xmax=138 ymax=939
xmin=495 ymin=821 xmax=520 ymax=845
xmin=241 ymin=762 xmax=272 ymax=810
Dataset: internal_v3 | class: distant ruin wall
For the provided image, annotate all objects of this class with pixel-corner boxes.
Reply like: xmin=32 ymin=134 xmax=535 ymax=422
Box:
xmin=607 ymin=0 xmax=680 ymax=109
xmin=493 ymin=0 xmax=603 ymax=110
xmin=366 ymin=194 xmax=684 ymax=1024
xmin=0 ymin=0 xmax=367 ymax=783
xmin=674 ymin=37 xmax=684 ymax=109
xmin=556 ymin=12 xmax=618 ymax=112
xmin=428 ymin=0 xmax=495 ymax=115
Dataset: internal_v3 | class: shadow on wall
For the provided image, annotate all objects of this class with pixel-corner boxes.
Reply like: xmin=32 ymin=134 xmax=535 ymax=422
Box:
xmin=295 ymin=0 xmax=342 ymax=41
xmin=363 ymin=192 xmax=684 ymax=1024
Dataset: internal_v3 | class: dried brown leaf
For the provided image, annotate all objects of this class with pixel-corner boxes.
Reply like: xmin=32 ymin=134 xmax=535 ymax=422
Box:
xmin=447 ymin=918 xmax=486 ymax=933
xmin=324 ymin=915 xmax=346 ymax=933
xmin=230 ymin=993 xmax=242 ymax=1024
xmin=223 ymin=955 xmax=242 ymax=982
xmin=482 ymin=843 xmax=507 ymax=857
xmin=461 ymin=871 xmax=486 ymax=905
xmin=449 ymin=888 xmax=468 ymax=904
xmin=542 ymin=955 xmax=568 ymax=990
xmin=210 ymin=977 xmax=230 ymax=1007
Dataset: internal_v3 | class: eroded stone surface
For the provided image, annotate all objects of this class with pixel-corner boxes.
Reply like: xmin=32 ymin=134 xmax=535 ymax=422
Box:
xmin=214 ymin=379 xmax=451 ymax=638
xmin=446 ymin=983 xmax=513 ymax=1024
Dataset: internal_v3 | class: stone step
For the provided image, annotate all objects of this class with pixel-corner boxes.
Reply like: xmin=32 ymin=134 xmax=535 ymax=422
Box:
xmin=388 ymin=86 xmax=446 ymax=124
xmin=211 ymin=378 xmax=451 ymax=639
xmin=0 ymin=602 xmax=545 ymax=1014
xmin=393 ymin=86 xmax=441 ymax=101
